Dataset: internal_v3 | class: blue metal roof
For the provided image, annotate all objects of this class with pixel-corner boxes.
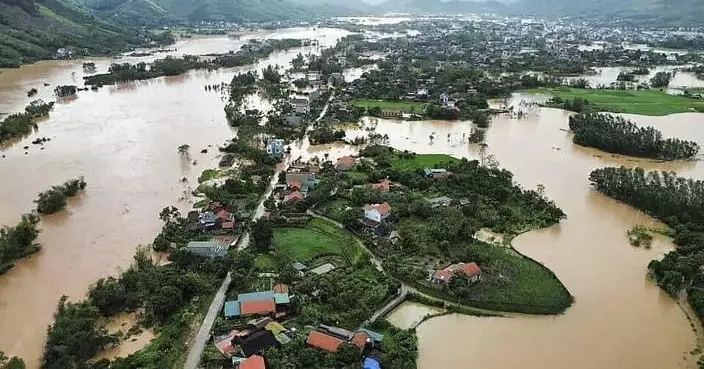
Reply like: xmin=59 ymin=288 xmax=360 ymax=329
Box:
xmin=224 ymin=301 xmax=241 ymax=318
xmin=274 ymin=293 xmax=290 ymax=304
xmin=238 ymin=291 xmax=274 ymax=302
xmin=363 ymin=357 xmax=381 ymax=369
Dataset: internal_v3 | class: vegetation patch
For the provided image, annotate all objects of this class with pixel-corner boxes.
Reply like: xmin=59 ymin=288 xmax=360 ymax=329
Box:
xmin=627 ymin=225 xmax=654 ymax=248
xmin=569 ymin=113 xmax=699 ymax=160
xmin=526 ymin=87 xmax=704 ymax=116
xmin=0 ymin=214 xmax=40 ymax=275
xmin=352 ymin=99 xmax=428 ymax=113
xmin=273 ymin=219 xmax=362 ymax=264
xmin=35 ymin=177 xmax=87 ymax=214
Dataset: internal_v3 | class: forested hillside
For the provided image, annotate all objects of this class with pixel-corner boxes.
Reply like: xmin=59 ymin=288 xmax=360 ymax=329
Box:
xmin=0 ymin=0 xmax=172 ymax=67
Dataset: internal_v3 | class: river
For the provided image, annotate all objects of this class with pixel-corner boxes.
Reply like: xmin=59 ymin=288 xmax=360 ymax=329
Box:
xmin=0 ymin=26 xmax=702 ymax=369
xmin=0 ymin=28 xmax=350 ymax=368
xmin=382 ymin=96 xmax=704 ymax=369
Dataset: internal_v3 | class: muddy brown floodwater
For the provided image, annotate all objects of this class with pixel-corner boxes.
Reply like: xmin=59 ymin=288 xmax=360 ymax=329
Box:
xmin=378 ymin=95 xmax=704 ymax=369
xmin=0 ymin=28 xmax=349 ymax=368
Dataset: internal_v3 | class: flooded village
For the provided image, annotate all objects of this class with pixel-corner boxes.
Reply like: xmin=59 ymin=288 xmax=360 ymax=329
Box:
xmin=1 ymin=12 xmax=704 ymax=369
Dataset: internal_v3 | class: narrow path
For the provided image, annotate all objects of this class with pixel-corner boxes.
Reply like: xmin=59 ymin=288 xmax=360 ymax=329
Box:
xmin=183 ymin=92 xmax=335 ymax=369
xmin=368 ymin=285 xmax=409 ymax=323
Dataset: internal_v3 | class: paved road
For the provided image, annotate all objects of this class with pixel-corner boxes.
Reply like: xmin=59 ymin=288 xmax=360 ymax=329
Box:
xmin=183 ymin=92 xmax=335 ymax=369
xmin=184 ymin=272 xmax=231 ymax=369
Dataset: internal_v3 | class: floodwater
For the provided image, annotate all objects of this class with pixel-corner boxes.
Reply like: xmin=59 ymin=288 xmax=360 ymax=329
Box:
xmin=375 ymin=95 xmax=704 ymax=369
xmin=575 ymin=66 xmax=704 ymax=90
xmin=385 ymin=302 xmax=444 ymax=330
xmin=0 ymin=28 xmax=350 ymax=368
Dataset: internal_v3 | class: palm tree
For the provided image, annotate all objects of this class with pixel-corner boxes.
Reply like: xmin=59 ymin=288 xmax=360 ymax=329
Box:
xmin=177 ymin=144 xmax=190 ymax=157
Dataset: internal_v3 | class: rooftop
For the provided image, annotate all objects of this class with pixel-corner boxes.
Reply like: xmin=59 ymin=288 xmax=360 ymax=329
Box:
xmin=307 ymin=330 xmax=344 ymax=353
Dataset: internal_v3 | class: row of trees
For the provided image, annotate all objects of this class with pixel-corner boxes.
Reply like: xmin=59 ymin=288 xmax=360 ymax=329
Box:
xmin=0 ymin=214 xmax=41 ymax=275
xmin=588 ymin=167 xmax=704 ymax=320
xmin=35 ymin=177 xmax=87 ymax=214
xmin=84 ymin=39 xmax=305 ymax=86
xmin=547 ymin=96 xmax=592 ymax=113
xmin=569 ymin=113 xmax=699 ymax=160
xmin=0 ymin=100 xmax=55 ymax=144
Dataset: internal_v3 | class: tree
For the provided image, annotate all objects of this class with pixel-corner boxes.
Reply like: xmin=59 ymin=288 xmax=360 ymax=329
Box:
xmin=650 ymin=72 xmax=672 ymax=88
xmin=251 ymin=219 xmax=273 ymax=252
xmin=35 ymin=187 xmax=67 ymax=214
xmin=177 ymin=144 xmax=191 ymax=157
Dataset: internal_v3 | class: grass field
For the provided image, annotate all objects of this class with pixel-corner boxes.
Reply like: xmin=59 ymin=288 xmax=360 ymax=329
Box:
xmin=524 ymin=87 xmax=704 ymax=116
xmin=273 ymin=219 xmax=362 ymax=264
xmin=352 ymin=99 xmax=428 ymax=113
xmin=391 ymin=154 xmax=459 ymax=171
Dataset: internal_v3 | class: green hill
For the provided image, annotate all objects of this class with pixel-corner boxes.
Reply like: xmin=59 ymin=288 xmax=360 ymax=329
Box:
xmin=0 ymin=0 xmax=172 ymax=67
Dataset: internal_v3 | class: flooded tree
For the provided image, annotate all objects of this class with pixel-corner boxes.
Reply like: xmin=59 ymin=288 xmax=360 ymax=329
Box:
xmin=569 ymin=113 xmax=699 ymax=160
xmin=177 ymin=144 xmax=191 ymax=157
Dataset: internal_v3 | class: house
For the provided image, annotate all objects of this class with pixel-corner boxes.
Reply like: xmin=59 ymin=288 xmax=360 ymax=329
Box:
xmin=186 ymin=241 xmax=227 ymax=258
xmin=357 ymin=328 xmax=384 ymax=346
xmin=284 ymin=191 xmax=305 ymax=204
xmin=335 ymin=156 xmax=357 ymax=171
xmin=236 ymin=330 xmax=278 ymax=356
xmin=363 ymin=202 xmax=392 ymax=223
xmin=272 ymin=283 xmax=289 ymax=294
xmin=224 ymin=291 xmax=290 ymax=319
xmin=371 ymin=178 xmax=397 ymax=192
xmin=430 ymin=262 xmax=482 ymax=284
xmin=288 ymin=181 xmax=302 ymax=191
xmin=427 ymin=196 xmax=453 ymax=208
xmin=236 ymin=355 xmax=266 ymax=369
xmin=306 ymin=71 xmax=321 ymax=82
xmin=285 ymin=169 xmax=317 ymax=193
xmin=200 ymin=211 xmax=218 ymax=229
xmin=292 ymin=98 xmax=310 ymax=114
xmin=266 ymin=139 xmax=285 ymax=159
xmin=381 ymin=109 xmax=403 ymax=118
xmin=306 ymin=331 xmax=345 ymax=353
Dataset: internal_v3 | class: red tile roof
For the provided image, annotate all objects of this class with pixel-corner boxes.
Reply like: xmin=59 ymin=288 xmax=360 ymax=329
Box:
xmin=240 ymin=300 xmax=276 ymax=316
xmin=217 ymin=209 xmax=233 ymax=221
xmin=284 ymin=191 xmax=305 ymax=203
xmin=371 ymin=179 xmax=393 ymax=192
xmin=432 ymin=269 xmax=454 ymax=282
xmin=460 ymin=262 xmax=481 ymax=278
xmin=239 ymin=354 xmax=266 ymax=369
xmin=375 ymin=202 xmax=392 ymax=216
xmin=272 ymin=283 xmax=289 ymax=294
xmin=352 ymin=332 xmax=370 ymax=350
xmin=335 ymin=156 xmax=357 ymax=170
xmin=307 ymin=331 xmax=344 ymax=353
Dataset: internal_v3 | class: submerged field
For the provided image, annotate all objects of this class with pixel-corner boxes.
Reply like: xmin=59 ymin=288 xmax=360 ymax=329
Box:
xmin=525 ymin=87 xmax=704 ymax=116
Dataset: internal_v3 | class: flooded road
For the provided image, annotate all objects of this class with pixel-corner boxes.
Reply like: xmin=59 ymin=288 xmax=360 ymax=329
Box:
xmin=372 ymin=98 xmax=703 ymax=369
xmin=0 ymin=28 xmax=350 ymax=368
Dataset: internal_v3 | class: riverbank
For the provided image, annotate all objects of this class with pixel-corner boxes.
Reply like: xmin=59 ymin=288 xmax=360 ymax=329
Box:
xmin=523 ymin=87 xmax=704 ymax=116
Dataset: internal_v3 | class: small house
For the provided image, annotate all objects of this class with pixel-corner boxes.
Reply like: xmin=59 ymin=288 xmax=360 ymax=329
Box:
xmin=371 ymin=178 xmax=398 ymax=192
xmin=266 ymin=139 xmax=285 ymax=159
xmin=306 ymin=71 xmax=321 ymax=82
xmin=363 ymin=202 xmax=392 ymax=223
xmin=236 ymin=354 xmax=266 ymax=369
xmin=430 ymin=262 xmax=482 ymax=284
xmin=424 ymin=168 xmax=447 ymax=177
xmin=186 ymin=241 xmax=227 ymax=258
xmin=292 ymin=98 xmax=310 ymax=114
xmin=284 ymin=191 xmax=305 ymax=204
xmin=307 ymin=331 xmax=344 ymax=353
xmin=381 ymin=109 xmax=403 ymax=118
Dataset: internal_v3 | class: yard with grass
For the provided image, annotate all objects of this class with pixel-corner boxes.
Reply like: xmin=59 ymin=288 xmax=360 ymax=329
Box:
xmin=524 ymin=87 xmax=704 ymax=116
xmin=353 ymin=99 xmax=428 ymax=113
xmin=272 ymin=218 xmax=362 ymax=265
xmin=390 ymin=154 xmax=459 ymax=171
